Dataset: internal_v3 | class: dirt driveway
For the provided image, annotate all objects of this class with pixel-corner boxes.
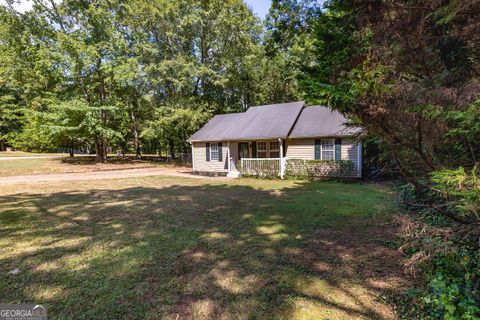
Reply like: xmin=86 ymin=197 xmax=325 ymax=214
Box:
xmin=0 ymin=167 xmax=218 ymax=185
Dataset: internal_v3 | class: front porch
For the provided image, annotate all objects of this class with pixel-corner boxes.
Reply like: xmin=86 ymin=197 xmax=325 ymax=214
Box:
xmin=225 ymin=139 xmax=287 ymax=178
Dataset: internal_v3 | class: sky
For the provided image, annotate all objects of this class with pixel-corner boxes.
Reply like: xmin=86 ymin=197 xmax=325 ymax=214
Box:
xmin=0 ymin=0 xmax=33 ymax=13
xmin=244 ymin=0 xmax=272 ymax=19
xmin=1 ymin=0 xmax=273 ymax=18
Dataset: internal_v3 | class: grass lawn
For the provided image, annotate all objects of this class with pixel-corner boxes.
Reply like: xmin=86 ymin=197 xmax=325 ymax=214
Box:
xmin=0 ymin=156 xmax=163 ymax=177
xmin=0 ymin=176 xmax=410 ymax=319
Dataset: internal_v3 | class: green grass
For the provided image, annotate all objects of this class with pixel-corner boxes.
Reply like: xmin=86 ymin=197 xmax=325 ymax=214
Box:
xmin=0 ymin=177 xmax=409 ymax=319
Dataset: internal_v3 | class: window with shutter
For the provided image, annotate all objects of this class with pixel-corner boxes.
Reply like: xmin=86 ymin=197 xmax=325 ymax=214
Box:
xmin=218 ymin=143 xmax=222 ymax=162
xmin=210 ymin=143 xmax=219 ymax=161
xmin=321 ymin=139 xmax=334 ymax=160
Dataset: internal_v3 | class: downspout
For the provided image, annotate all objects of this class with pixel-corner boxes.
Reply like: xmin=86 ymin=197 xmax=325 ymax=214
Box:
xmin=279 ymin=138 xmax=284 ymax=179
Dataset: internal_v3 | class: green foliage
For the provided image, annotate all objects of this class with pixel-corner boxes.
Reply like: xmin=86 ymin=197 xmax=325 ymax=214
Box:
xmin=238 ymin=159 xmax=281 ymax=179
xmin=403 ymin=250 xmax=480 ymax=320
xmin=429 ymin=167 xmax=480 ymax=223
xmin=1 ymin=0 xmax=298 ymax=159
xmin=142 ymin=103 xmax=211 ymax=157
xmin=285 ymin=158 xmax=354 ymax=179
xmin=398 ymin=167 xmax=480 ymax=319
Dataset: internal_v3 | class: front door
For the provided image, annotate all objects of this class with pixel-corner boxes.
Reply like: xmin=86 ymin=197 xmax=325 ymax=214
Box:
xmin=238 ymin=142 xmax=249 ymax=160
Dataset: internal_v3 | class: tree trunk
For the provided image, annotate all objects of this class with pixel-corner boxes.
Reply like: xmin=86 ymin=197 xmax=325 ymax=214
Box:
xmin=69 ymin=148 xmax=74 ymax=157
xmin=169 ymin=140 xmax=175 ymax=160
xmin=130 ymin=108 xmax=141 ymax=158
xmin=95 ymin=108 xmax=108 ymax=163
xmin=94 ymin=138 xmax=104 ymax=163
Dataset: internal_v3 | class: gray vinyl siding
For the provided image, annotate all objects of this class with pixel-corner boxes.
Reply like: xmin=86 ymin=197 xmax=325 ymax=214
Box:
xmin=192 ymin=142 xmax=229 ymax=173
xmin=286 ymin=137 xmax=361 ymax=177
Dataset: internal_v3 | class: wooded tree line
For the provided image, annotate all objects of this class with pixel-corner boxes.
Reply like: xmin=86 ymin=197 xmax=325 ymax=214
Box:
xmin=1 ymin=0 xmax=479 ymax=316
xmin=0 ymin=0 xmax=318 ymax=161
xmin=298 ymin=1 xmax=479 ymax=317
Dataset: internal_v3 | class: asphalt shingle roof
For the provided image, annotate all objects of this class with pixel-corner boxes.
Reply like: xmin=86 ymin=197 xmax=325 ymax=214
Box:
xmin=288 ymin=105 xmax=361 ymax=138
xmin=187 ymin=101 xmax=305 ymax=142
xmin=187 ymin=102 xmax=361 ymax=142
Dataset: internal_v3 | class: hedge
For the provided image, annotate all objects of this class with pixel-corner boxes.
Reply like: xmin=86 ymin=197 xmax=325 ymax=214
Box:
xmin=285 ymin=159 xmax=355 ymax=179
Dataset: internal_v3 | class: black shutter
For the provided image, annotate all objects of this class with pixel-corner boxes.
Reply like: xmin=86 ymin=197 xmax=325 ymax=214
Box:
xmin=252 ymin=141 xmax=257 ymax=158
xmin=314 ymin=139 xmax=321 ymax=160
xmin=206 ymin=143 xmax=210 ymax=161
xmin=218 ymin=143 xmax=222 ymax=162
xmin=335 ymin=139 xmax=342 ymax=161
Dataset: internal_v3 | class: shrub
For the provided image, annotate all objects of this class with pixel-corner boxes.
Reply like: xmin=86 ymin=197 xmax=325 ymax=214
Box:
xmin=238 ymin=159 xmax=280 ymax=179
xmin=401 ymin=250 xmax=480 ymax=320
xmin=285 ymin=159 xmax=355 ymax=179
xmin=397 ymin=167 xmax=480 ymax=319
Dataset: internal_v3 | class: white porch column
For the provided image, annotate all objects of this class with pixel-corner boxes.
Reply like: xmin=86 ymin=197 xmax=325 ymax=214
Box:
xmin=279 ymin=138 xmax=284 ymax=179
xmin=227 ymin=141 xmax=231 ymax=172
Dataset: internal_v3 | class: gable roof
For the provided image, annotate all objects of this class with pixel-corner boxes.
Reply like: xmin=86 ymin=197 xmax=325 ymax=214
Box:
xmin=187 ymin=101 xmax=305 ymax=142
xmin=187 ymin=102 xmax=361 ymax=142
xmin=289 ymin=105 xmax=361 ymax=138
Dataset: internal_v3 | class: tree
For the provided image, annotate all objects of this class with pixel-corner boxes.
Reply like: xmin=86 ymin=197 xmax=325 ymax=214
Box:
xmin=302 ymin=0 xmax=480 ymax=190
xmin=142 ymin=101 xmax=211 ymax=159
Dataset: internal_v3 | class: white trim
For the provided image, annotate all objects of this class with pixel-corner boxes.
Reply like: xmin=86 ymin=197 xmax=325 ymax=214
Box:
xmin=257 ymin=141 xmax=267 ymax=158
xmin=210 ymin=142 xmax=219 ymax=161
xmin=320 ymin=138 xmax=335 ymax=160
xmin=358 ymin=142 xmax=362 ymax=178
xmin=279 ymin=138 xmax=284 ymax=179
xmin=191 ymin=142 xmax=195 ymax=171
xmin=269 ymin=140 xmax=280 ymax=158
xmin=227 ymin=141 xmax=231 ymax=172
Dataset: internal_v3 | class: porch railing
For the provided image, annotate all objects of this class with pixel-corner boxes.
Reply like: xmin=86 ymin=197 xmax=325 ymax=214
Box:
xmin=240 ymin=158 xmax=286 ymax=178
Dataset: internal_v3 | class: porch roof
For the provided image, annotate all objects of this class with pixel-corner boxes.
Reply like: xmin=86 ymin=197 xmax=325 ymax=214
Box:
xmin=187 ymin=101 xmax=305 ymax=142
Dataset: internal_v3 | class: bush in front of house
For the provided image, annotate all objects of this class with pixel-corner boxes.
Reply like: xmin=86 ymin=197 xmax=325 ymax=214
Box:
xmin=238 ymin=159 xmax=281 ymax=179
xmin=285 ymin=159 xmax=355 ymax=179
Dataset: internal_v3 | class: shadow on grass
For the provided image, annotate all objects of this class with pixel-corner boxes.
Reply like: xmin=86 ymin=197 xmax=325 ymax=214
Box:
xmin=0 ymin=181 xmax=411 ymax=319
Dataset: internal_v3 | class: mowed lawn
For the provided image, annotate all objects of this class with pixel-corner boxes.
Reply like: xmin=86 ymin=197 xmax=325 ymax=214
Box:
xmin=0 ymin=176 xmax=410 ymax=319
xmin=0 ymin=151 xmax=68 ymax=158
xmin=0 ymin=156 xmax=161 ymax=177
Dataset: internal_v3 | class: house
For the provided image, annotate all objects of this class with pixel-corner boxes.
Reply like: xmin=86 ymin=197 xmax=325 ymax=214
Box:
xmin=187 ymin=101 xmax=362 ymax=178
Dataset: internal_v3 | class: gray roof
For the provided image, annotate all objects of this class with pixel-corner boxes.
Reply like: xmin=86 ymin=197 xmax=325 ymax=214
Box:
xmin=289 ymin=105 xmax=361 ymax=138
xmin=187 ymin=102 xmax=361 ymax=142
xmin=187 ymin=101 xmax=305 ymax=142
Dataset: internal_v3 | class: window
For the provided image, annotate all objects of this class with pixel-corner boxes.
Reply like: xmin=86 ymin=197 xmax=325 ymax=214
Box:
xmin=257 ymin=141 xmax=267 ymax=158
xmin=210 ymin=142 xmax=219 ymax=160
xmin=269 ymin=141 xmax=280 ymax=158
xmin=321 ymin=139 xmax=334 ymax=160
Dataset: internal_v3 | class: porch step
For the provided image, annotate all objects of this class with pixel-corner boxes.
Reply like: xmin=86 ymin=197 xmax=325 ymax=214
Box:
xmin=226 ymin=171 xmax=241 ymax=178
